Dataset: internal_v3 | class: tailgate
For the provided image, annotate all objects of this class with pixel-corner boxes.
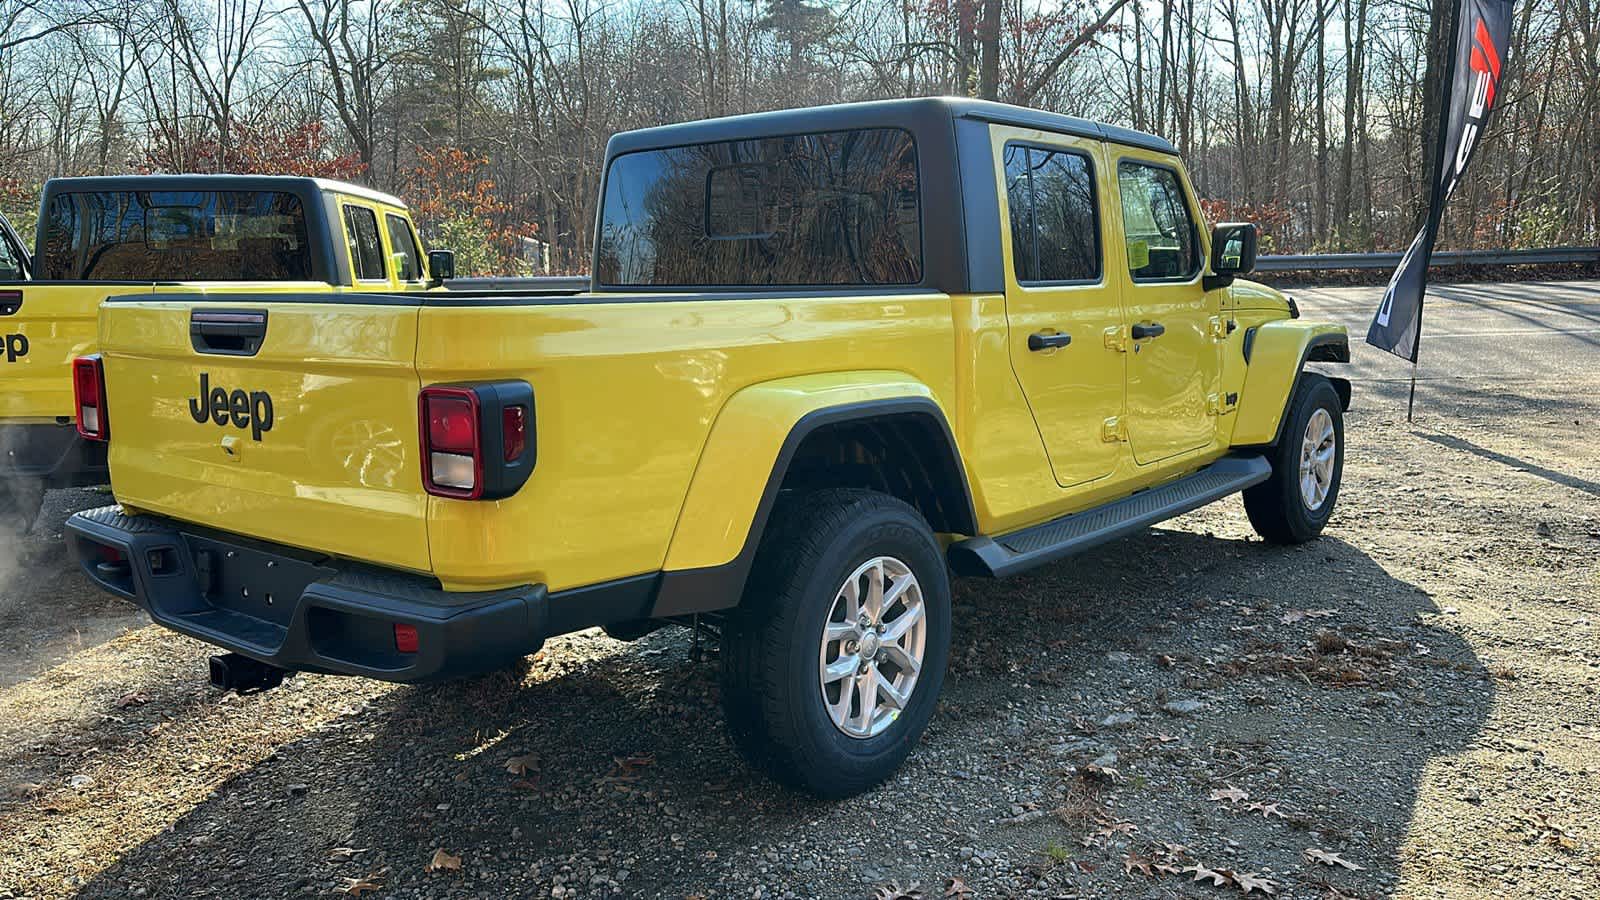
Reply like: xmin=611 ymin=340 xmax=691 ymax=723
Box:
xmin=101 ymin=295 xmax=430 ymax=572
xmin=0 ymin=283 xmax=154 ymax=419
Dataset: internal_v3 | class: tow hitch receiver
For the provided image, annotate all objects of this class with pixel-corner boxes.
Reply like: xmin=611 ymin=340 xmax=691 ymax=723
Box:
xmin=208 ymin=653 xmax=286 ymax=694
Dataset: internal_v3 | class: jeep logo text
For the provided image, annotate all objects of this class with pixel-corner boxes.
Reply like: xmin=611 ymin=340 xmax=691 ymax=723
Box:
xmin=3 ymin=332 xmax=26 ymax=362
xmin=188 ymin=372 xmax=274 ymax=440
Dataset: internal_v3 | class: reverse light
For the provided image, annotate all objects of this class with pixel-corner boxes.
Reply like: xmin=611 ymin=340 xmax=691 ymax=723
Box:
xmin=73 ymin=355 xmax=109 ymax=441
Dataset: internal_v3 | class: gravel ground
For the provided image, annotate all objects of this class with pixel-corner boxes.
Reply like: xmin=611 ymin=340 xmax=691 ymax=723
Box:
xmin=1 ymin=282 xmax=1597 ymax=900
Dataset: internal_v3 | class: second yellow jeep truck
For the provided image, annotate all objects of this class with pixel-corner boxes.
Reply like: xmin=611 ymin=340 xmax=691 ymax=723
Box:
xmin=67 ymin=98 xmax=1349 ymax=797
xmin=0 ymin=175 xmax=450 ymax=530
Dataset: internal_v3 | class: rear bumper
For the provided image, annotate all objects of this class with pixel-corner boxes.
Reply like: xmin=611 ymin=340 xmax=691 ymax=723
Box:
xmin=65 ymin=506 xmax=548 ymax=683
xmin=0 ymin=422 xmax=108 ymax=487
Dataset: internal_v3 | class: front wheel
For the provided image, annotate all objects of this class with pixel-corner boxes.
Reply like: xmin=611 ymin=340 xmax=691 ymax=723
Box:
xmin=1243 ymin=374 xmax=1344 ymax=544
xmin=720 ymin=489 xmax=951 ymax=799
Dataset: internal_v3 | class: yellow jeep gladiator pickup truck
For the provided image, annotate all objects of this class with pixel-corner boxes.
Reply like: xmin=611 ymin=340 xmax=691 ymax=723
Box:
xmin=66 ymin=99 xmax=1350 ymax=797
xmin=0 ymin=175 xmax=451 ymax=530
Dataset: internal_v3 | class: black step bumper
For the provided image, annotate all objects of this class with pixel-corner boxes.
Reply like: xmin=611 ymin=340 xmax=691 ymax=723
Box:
xmin=65 ymin=506 xmax=548 ymax=683
xmin=0 ymin=422 xmax=108 ymax=487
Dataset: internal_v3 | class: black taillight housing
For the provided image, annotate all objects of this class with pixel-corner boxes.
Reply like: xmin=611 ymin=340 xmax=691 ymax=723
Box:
xmin=419 ymin=381 xmax=535 ymax=500
xmin=73 ymin=355 xmax=109 ymax=441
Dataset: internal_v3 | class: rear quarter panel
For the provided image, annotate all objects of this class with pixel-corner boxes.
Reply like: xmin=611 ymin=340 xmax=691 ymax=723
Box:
xmin=417 ymin=293 xmax=964 ymax=592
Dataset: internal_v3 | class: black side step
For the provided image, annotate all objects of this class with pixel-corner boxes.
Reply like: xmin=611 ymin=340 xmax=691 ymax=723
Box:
xmin=947 ymin=454 xmax=1272 ymax=578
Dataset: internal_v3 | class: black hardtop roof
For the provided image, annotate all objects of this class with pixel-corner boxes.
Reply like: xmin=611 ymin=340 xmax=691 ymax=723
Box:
xmin=40 ymin=174 xmax=407 ymax=209
xmin=605 ymin=96 xmax=1178 ymax=157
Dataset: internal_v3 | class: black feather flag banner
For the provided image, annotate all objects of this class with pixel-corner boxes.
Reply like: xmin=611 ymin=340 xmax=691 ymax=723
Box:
xmin=1367 ymin=0 xmax=1514 ymax=362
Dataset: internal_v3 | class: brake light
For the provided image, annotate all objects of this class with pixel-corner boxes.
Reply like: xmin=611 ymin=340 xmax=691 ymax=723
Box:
xmin=418 ymin=382 xmax=535 ymax=501
xmin=420 ymin=387 xmax=482 ymax=498
xmin=73 ymin=355 xmax=108 ymax=441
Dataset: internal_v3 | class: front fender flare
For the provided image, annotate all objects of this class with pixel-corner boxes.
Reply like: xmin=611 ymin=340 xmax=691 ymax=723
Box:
xmin=1231 ymin=321 xmax=1350 ymax=447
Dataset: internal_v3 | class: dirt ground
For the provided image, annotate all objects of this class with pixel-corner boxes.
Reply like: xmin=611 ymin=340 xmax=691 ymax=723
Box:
xmin=0 ymin=281 xmax=1597 ymax=899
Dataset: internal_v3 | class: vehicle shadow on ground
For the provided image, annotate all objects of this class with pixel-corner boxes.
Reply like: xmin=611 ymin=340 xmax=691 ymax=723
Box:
xmin=78 ymin=528 xmax=1490 ymax=899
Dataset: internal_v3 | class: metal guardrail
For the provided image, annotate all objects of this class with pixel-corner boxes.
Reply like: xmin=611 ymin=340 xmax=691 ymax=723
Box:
xmin=1256 ymin=246 xmax=1600 ymax=272
xmin=442 ymin=248 xmax=1600 ymax=288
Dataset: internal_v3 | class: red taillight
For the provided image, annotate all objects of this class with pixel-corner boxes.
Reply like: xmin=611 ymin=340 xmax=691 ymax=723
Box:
xmin=427 ymin=394 xmax=476 ymax=452
xmin=73 ymin=356 xmax=108 ymax=441
xmin=503 ymin=406 xmax=528 ymax=462
xmin=393 ymin=623 xmax=419 ymax=654
xmin=420 ymin=387 xmax=481 ymax=498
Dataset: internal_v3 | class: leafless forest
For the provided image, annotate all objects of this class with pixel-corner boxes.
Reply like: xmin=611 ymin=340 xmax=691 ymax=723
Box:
xmin=0 ymin=0 xmax=1596 ymax=274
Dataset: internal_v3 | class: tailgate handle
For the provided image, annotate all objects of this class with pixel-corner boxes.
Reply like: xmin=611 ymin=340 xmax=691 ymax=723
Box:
xmin=0 ymin=290 xmax=19 ymax=316
xmin=191 ymin=310 xmax=268 ymax=357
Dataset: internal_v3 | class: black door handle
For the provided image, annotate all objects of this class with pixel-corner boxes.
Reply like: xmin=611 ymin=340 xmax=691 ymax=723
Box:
xmin=1131 ymin=322 xmax=1166 ymax=340
xmin=1028 ymin=331 xmax=1072 ymax=352
xmin=191 ymin=309 xmax=268 ymax=356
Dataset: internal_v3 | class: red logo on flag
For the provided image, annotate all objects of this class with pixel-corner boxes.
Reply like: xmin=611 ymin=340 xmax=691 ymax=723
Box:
xmin=1469 ymin=19 xmax=1503 ymax=107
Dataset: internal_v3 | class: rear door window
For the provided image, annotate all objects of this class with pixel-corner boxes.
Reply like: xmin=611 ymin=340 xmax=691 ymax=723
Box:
xmin=1004 ymin=144 xmax=1100 ymax=284
xmin=37 ymin=190 xmax=313 ymax=281
xmin=343 ymin=205 xmax=386 ymax=282
xmin=596 ymin=127 xmax=922 ymax=288
xmin=385 ymin=214 xmax=422 ymax=282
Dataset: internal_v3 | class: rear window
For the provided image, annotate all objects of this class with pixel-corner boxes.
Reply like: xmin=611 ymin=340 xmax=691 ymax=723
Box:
xmin=595 ymin=128 xmax=922 ymax=288
xmin=39 ymin=190 xmax=314 ymax=281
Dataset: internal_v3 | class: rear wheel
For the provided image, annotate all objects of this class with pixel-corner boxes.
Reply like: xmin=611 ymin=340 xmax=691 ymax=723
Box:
xmin=720 ymin=489 xmax=950 ymax=799
xmin=0 ymin=477 xmax=44 ymax=537
xmin=1244 ymin=374 xmax=1343 ymax=544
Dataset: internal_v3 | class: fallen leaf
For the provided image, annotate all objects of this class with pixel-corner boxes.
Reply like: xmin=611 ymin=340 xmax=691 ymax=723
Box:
xmin=1122 ymin=851 xmax=1156 ymax=877
xmin=1183 ymin=862 xmax=1231 ymax=887
xmin=115 ymin=691 xmax=149 ymax=709
xmin=1282 ymin=608 xmax=1337 ymax=625
xmin=872 ymin=881 xmax=923 ymax=900
xmin=341 ymin=874 xmax=384 ymax=896
xmin=605 ymin=752 xmax=658 ymax=780
xmin=426 ymin=848 xmax=462 ymax=873
xmin=504 ymin=752 xmax=539 ymax=776
xmin=1247 ymin=801 xmax=1287 ymax=819
xmin=943 ymin=875 xmax=972 ymax=898
xmin=326 ymin=846 xmax=365 ymax=863
xmin=1305 ymin=847 xmax=1363 ymax=870
xmin=1235 ymin=871 xmax=1279 ymax=895
xmin=1208 ymin=786 xmax=1249 ymax=804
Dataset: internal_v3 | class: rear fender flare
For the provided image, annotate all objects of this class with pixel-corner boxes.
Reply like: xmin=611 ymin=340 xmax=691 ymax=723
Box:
xmin=653 ymin=373 xmax=974 ymax=617
xmin=1231 ymin=321 xmax=1350 ymax=447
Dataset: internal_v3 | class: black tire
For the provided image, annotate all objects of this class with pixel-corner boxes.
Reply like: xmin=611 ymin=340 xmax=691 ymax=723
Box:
xmin=720 ymin=489 xmax=951 ymax=799
xmin=1243 ymin=373 xmax=1344 ymax=544
xmin=0 ymin=477 xmax=44 ymax=537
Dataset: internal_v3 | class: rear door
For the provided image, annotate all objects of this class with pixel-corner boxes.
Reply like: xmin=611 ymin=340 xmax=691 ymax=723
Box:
xmin=994 ymin=125 xmax=1128 ymax=488
xmin=1110 ymin=153 xmax=1223 ymax=465
xmin=101 ymin=297 xmax=430 ymax=572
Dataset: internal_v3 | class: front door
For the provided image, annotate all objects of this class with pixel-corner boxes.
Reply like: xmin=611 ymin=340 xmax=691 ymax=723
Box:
xmin=1112 ymin=155 xmax=1222 ymax=465
xmin=996 ymin=129 xmax=1127 ymax=489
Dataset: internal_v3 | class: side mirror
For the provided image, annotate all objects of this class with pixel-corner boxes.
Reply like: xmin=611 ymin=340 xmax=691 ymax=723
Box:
xmin=1205 ymin=222 xmax=1258 ymax=290
xmin=427 ymin=249 xmax=456 ymax=287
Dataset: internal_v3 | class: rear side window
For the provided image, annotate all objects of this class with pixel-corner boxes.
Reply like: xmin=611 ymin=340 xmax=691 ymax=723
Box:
xmin=343 ymin=206 xmax=386 ymax=281
xmin=38 ymin=190 xmax=313 ymax=281
xmin=0 ymin=224 xmax=24 ymax=280
xmin=385 ymin=214 xmax=422 ymax=282
xmin=1004 ymin=144 xmax=1100 ymax=283
xmin=595 ymin=128 xmax=922 ymax=287
xmin=1117 ymin=161 xmax=1199 ymax=281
